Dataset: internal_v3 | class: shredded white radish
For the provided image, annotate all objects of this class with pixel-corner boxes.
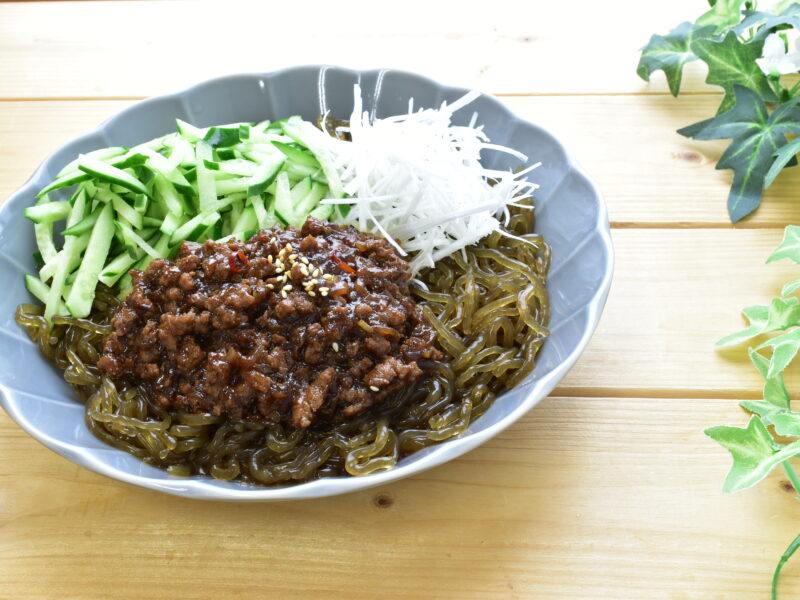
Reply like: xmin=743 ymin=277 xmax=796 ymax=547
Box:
xmin=315 ymin=84 xmax=541 ymax=273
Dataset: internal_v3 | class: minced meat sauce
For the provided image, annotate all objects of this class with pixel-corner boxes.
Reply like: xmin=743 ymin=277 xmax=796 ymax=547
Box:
xmin=97 ymin=218 xmax=442 ymax=429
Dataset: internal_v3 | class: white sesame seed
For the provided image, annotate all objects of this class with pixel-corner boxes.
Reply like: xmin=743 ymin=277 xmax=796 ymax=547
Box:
xmin=332 ymin=342 xmax=339 ymax=352
xmin=283 ymin=285 xmax=292 ymax=291
xmin=323 ymin=274 xmax=334 ymax=280
xmin=370 ymin=386 xmax=379 ymax=392
xmin=281 ymin=290 xmax=287 ymax=298
xmin=319 ymin=287 xmax=329 ymax=293
xmin=266 ymin=284 xmax=274 ymax=290
xmin=320 ymin=290 xmax=328 ymax=297
xmin=300 ymin=257 xmax=309 ymax=265
xmin=308 ymin=291 xmax=316 ymax=297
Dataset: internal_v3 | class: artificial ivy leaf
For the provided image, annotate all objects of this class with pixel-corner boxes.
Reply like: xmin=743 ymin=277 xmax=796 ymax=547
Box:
xmin=705 ymin=416 xmax=800 ymax=492
xmin=767 ymin=225 xmax=800 ymax=264
xmin=783 ymin=279 xmax=800 ymax=296
xmin=690 ymin=31 xmax=776 ymax=114
xmin=736 ymin=3 xmax=800 ymax=40
xmin=741 ymin=348 xmax=792 ymax=419
xmin=678 ymin=87 xmax=800 ymax=222
xmin=716 ymin=304 xmax=769 ymax=346
xmin=765 ymin=296 xmax=800 ymax=330
xmin=636 ymin=22 xmax=716 ymax=96
xmin=768 ymin=412 xmax=800 ymax=436
xmin=756 ymin=327 xmax=800 ymax=377
xmin=697 ymin=0 xmax=748 ymax=31
xmin=766 ymin=137 xmax=800 ymax=187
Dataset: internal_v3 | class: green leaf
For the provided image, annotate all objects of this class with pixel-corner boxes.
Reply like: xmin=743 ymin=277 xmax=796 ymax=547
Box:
xmin=697 ymin=0 xmax=748 ymax=31
xmin=765 ymin=137 xmax=800 ymax=188
xmin=736 ymin=3 xmax=800 ymax=40
xmin=637 ymin=22 xmax=717 ymax=96
xmin=769 ymin=412 xmax=800 ymax=436
xmin=716 ymin=304 xmax=769 ymax=346
xmin=782 ymin=279 xmax=800 ymax=296
xmin=757 ymin=328 xmax=800 ymax=377
xmin=765 ymin=296 xmax=800 ymax=329
xmin=767 ymin=225 xmax=800 ymax=264
xmin=705 ymin=416 xmax=800 ymax=492
xmin=741 ymin=348 xmax=792 ymax=419
xmin=690 ymin=31 xmax=776 ymax=114
xmin=678 ymin=88 xmax=800 ymax=222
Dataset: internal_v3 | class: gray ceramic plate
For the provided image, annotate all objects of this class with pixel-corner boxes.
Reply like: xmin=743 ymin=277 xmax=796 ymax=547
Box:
xmin=0 ymin=66 xmax=613 ymax=501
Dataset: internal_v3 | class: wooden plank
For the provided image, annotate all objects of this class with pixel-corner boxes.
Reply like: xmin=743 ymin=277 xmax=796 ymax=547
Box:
xmin=0 ymin=0 xmax=713 ymax=99
xmin=5 ymin=97 xmax=800 ymax=226
xmin=560 ymin=227 xmax=800 ymax=397
xmin=0 ymin=397 xmax=797 ymax=599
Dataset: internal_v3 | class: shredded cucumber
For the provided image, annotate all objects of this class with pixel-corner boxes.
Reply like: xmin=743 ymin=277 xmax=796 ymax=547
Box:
xmin=25 ymin=114 xmax=348 ymax=317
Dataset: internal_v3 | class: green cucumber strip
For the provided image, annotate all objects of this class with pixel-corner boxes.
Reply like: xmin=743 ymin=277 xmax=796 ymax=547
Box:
xmin=99 ymin=250 xmax=141 ymax=288
xmin=215 ymin=147 xmax=236 ymax=161
xmin=215 ymin=192 xmax=246 ymax=213
xmin=169 ymin=212 xmax=220 ymax=245
xmin=204 ymin=126 xmax=241 ymax=148
xmin=309 ymin=204 xmax=334 ymax=221
xmin=65 ymin=203 xmax=115 ymax=317
xmin=39 ymin=231 xmax=89 ymax=282
xmin=78 ymin=155 xmax=148 ymax=195
xmin=24 ymin=201 xmax=70 ymax=224
xmin=133 ymin=194 xmax=149 ymax=214
xmin=38 ymin=152 xmax=146 ymax=198
xmin=214 ymin=158 xmax=257 ymax=177
xmin=285 ymin=161 xmax=327 ymax=185
xmin=141 ymin=216 xmax=162 ymax=228
xmin=114 ymin=220 xmax=161 ymax=259
xmin=229 ymin=198 xmax=244 ymax=225
xmin=290 ymin=177 xmax=313 ymax=204
xmin=232 ymin=205 xmax=257 ymax=234
xmin=25 ymin=274 xmax=67 ymax=313
xmin=153 ymin=174 xmax=189 ymax=216
xmin=110 ymin=193 xmax=144 ymax=230
xmin=38 ymin=170 xmax=90 ymax=197
xmin=202 ymin=159 xmax=221 ymax=171
xmin=159 ymin=212 xmax=184 ymax=237
xmin=281 ymin=120 xmax=344 ymax=199
xmin=272 ymin=141 xmax=321 ymax=169
xmin=98 ymin=229 xmax=160 ymax=287
xmin=195 ymin=142 xmax=217 ymax=213
xmin=45 ymin=193 xmax=89 ymax=321
xmin=176 ymin=119 xmax=207 ymax=142
xmin=33 ymin=204 xmax=58 ymax=264
xmin=273 ymin=172 xmax=293 ymax=226
xmin=247 ymin=158 xmax=284 ymax=197
xmin=56 ymin=147 xmax=128 ymax=178
xmin=63 ymin=206 xmax=101 ymax=236
xmin=249 ymin=195 xmax=269 ymax=229
xmin=293 ymin=181 xmax=328 ymax=225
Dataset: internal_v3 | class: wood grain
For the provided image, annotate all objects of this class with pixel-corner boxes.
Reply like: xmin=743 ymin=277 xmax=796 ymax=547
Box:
xmin=3 ymin=2 xmax=800 ymax=598
xmin=5 ymin=97 xmax=800 ymax=227
xmin=560 ymin=228 xmax=800 ymax=397
xmin=1 ymin=396 xmax=799 ymax=600
xmin=0 ymin=0 xmax=714 ymax=99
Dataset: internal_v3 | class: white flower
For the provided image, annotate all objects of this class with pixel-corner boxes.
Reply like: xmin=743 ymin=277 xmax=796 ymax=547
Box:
xmin=756 ymin=33 xmax=800 ymax=76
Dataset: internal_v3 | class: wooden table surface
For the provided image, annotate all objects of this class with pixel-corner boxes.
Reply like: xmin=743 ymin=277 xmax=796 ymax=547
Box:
xmin=3 ymin=1 xmax=800 ymax=598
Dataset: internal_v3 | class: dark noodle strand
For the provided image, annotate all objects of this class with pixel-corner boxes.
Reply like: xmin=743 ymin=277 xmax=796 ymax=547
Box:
xmin=15 ymin=205 xmax=549 ymax=485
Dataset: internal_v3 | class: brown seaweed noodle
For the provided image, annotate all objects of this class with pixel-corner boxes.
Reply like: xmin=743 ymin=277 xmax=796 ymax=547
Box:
xmin=15 ymin=207 xmax=550 ymax=485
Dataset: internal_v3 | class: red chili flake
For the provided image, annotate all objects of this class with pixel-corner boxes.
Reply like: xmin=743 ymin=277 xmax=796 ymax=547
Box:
xmin=229 ymin=251 xmax=248 ymax=273
xmin=330 ymin=254 xmax=355 ymax=274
